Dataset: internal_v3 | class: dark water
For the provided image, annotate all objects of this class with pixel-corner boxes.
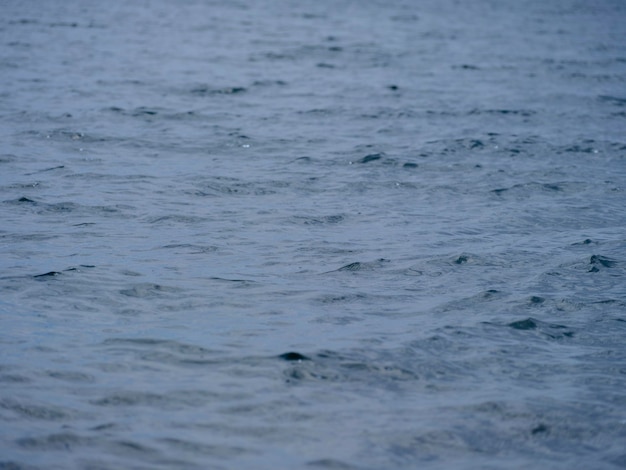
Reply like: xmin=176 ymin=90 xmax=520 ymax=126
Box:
xmin=1 ymin=0 xmax=626 ymax=468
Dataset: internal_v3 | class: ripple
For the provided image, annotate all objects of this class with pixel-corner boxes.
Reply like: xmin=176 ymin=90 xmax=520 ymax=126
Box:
xmin=0 ymin=398 xmax=78 ymax=421
xmin=16 ymin=433 xmax=94 ymax=451
xmin=118 ymin=283 xmax=183 ymax=298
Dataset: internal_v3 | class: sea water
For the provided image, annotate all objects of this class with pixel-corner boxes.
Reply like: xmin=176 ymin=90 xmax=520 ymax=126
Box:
xmin=1 ymin=0 xmax=626 ymax=468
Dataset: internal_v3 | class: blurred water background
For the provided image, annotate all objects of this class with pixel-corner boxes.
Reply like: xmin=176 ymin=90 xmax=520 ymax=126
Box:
xmin=1 ymin=0 xmax=626 ymax=468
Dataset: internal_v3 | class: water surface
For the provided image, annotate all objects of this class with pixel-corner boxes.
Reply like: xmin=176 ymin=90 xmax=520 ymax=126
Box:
xmin=1 ymin=0 xmax=626 ymax=468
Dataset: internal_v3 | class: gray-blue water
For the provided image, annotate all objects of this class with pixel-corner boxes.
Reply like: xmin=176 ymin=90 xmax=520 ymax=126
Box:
xmin=1 ymin=0 xmax=626 ymax=468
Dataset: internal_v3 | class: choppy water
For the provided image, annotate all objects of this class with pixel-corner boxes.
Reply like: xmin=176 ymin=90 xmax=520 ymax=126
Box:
xmin=1 ymin=0 xmax=626 ymax=468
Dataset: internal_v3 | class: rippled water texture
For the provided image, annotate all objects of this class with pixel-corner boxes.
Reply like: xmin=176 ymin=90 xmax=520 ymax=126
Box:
xmin=1 ymin=0 xmax=626 ymax=468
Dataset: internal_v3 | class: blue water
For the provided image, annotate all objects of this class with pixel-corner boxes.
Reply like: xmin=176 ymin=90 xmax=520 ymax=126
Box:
xmin=1 ymin=0 xmax=626 ymax=468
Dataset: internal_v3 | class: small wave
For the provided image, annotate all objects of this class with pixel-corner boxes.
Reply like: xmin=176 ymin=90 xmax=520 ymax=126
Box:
xmin=0 ymin=398 xmax=78 ymax=421
xmin=118 ymin=283 xmax=183 ymax=298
